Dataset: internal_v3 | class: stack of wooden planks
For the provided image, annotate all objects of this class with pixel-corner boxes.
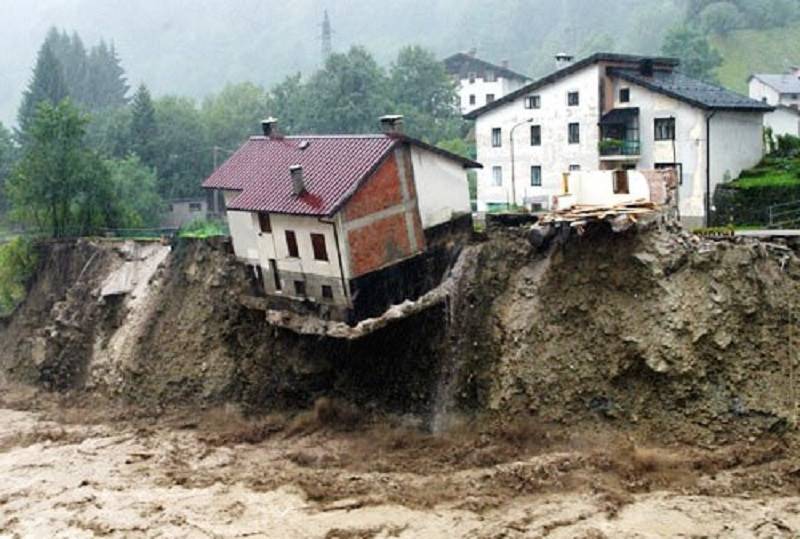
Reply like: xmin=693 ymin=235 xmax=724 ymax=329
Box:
xmin=540 ymin=199 xmax=658 ymax=228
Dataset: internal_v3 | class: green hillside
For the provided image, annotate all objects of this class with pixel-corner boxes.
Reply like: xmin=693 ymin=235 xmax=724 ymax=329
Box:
xmin=713 ymin=24 xmax=800 ymax=92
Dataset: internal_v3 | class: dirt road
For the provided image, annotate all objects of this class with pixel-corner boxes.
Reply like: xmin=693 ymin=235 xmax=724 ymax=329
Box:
xmin=1 ymin=390 xmax=799 ymax=538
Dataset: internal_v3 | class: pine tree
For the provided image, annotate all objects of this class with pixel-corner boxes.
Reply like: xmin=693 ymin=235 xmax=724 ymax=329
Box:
xmin=129 ymin=84 xmax=158 ymax=167
xmin=87 ymin=40 xmax=129 ymax=110
xmin=16 ymin=41 xmax=69 ymax=143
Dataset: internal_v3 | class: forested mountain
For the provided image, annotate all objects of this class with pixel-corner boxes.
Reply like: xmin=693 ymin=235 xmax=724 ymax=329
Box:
xmin=0 ymin=0 xmax=715 ymax=126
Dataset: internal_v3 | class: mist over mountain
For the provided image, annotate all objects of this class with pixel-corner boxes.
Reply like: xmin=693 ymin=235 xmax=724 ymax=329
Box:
xmin=1 ymin=0 xmax=689 ymax=126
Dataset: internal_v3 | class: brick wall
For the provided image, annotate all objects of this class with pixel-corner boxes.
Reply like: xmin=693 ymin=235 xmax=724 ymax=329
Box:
xmin=342 ymin=147 xmax=425 ymax=278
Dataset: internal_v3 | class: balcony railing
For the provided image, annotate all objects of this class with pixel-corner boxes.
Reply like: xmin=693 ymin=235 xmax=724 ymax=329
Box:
xmin=599 ymin=139 xmax=641 ymax=157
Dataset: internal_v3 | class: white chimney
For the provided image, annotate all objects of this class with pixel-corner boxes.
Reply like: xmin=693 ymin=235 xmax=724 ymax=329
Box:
xmin=290 ymin=165 xmax=305 ymax=195
xmin=379 ymin=115 xmax=404 ymax=136
xmin=555 ymin=53 xmax=574 ymax=70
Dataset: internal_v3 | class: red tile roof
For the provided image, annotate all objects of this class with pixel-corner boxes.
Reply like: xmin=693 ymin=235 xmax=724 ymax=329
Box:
xmin=202 ymin=134 xmax=480 ymax=216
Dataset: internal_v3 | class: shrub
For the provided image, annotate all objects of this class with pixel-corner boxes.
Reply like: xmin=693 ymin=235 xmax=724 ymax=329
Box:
xmin=0 ymin=238 xmax=38 ymax=315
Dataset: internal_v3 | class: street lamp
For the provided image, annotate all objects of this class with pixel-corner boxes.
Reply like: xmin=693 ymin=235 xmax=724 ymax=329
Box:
xmin=510 ymin=118 xmax=533 ymax=209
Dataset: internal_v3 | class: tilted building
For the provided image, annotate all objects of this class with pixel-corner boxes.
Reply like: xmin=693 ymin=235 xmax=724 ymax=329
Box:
xmin=202 ymin=117 xmax=479 ymax=323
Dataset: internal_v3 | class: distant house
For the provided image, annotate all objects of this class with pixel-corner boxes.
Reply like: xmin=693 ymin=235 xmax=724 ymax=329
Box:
xmin=444 ymin=50 xmax=530 ymax=114
xmin=749 ymin=71 xmax=800 ymax=137
xmin=466 ymin=52 xmax=773 ymax=228
xmin=202 ymin=116 xmax=480 ymax=323
xmin=161 ymin=194 xmax=226 ymax=229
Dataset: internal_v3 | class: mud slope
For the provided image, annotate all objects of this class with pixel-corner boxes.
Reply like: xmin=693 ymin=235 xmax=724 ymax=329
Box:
xmin=461 ymin=222 xmax=800 ymax=443
xmin=1 ymin=223 xmax=799 ymax=442
xmin=0 ymin=238 xmax=447 ymax=412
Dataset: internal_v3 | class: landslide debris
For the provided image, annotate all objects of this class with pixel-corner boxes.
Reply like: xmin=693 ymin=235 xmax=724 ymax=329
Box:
xmin=1 ymin=220 xmax=799 ymax=446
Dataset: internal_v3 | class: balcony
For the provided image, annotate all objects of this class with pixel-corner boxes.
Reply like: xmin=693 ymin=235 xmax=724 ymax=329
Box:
xmin=599 ymin=138 xmax=641 ymax=158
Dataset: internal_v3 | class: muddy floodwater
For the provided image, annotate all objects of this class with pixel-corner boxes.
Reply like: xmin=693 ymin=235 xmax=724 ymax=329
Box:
xmin=1 ymin=387 xmax=799 ymax=538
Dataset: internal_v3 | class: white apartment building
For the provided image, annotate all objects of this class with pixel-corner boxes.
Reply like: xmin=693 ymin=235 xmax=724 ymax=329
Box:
xmin=444 ymin=51 xmax=530 ymax=115
xmin=749 ymin=71 xmax=800 ymax=137
xmin=467 ymin=53 xmax=773 ymax=227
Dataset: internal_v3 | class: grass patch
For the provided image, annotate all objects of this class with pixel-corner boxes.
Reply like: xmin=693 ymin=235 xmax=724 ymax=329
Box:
xmin=178 ymin=219 xmax=229 ymax=239
xmin=713 ymin=24 xmax=800 ymax=93
xmin=731 ymin=171 xmax=800 ymax=189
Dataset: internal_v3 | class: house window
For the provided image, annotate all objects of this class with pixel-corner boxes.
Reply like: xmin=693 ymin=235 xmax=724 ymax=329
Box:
xmin=285 ymin=230 xmax=299 ymax=258
xmin=568 ymin=91 xmax=580 ymax=106
xmin=322 ymin=285 xmax=334 ymax=300
xmin=469 ymin=94 xmax=476 ymax=105
xmin=491 ymin=127 xmax=502 ymax=147
xmin=258 ymin=213 xmax=272 ymax=233
xmin=568 ymin=122 xmax=580 ymax=144
xmin=269 ymin=259 xmax=281 ymax=290
xmin=620 ymin=88 xmax=630 ymax=103
xmin=530 ymin=125 xmax=541 ymax=146
xmin=492 ymin=166 xmax=503 ymax=186
xmin=530 ymin=166 xmax=542 ymax=186
xmin=189 ymin=202 xmax=202 ymax=212
xmin=486 ymin=94 xmax=495 ymax=103
xmin=654 ymin=118 xmax=676 ymax=141
xmin=524 ymin=95 xmax=541 ymax=109
xmin=468 ymin=72 xmax=476 ymax=83
xmin=569 ymin=164 xmax=581 ymax=171
xmin=310 ymin=233 xmax=328 ymax=261
xmin=294 ymin=280 xmax=306 ymax=297
xmin=613 ymin=170 xmax=629 ymax=194
xmin=485 ymin=70 xmax=496 ymax=82
xmin=656 ymin=162 xmax=683 ymax=185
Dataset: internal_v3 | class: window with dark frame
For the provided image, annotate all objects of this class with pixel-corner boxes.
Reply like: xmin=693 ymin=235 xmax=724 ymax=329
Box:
xmin=530 ymin=166 xmax=542 ymax=186
xmin=613 ymin=170 xmax=630 ymax=194
xmin=654 ymin=118 xmax=676 ymax=140
xmin=469 ymin=94 xmax=476 ymax=105
xmin=486 ymin=93 xmax=495 ymax=103
xmin=285 ymin=230 xmax=299 ymax=258
xmin=310 ymin=233 xmax=328 ymax=261
xmin=294 ymin=280 xmax=306 ymax=297
xmin=524 ymin=95 xmax=541 ymax=109
xmin=530 ymin=125 xmax=541 ymax=146
xmin=569 ymin=164 xmax=581 ymax=171
xmin=491 ymin=127 xmax=502 ymax=147
xmin=568 ymin=122 xmax=580 ymax=144
xmin=322 ymin=285 xmax=334 ymax=300
xmin=568 ymin=91 xmax=580 ymax=106
xmin=189 ymin=203 xmax=202 ymax=212
xmin=620 ymin=88 xmax=630 ymax=102
xmin=269 ymin=259 xmax=281 ymax=290
xmin=258 ymin=213 xmax=272 ymax=233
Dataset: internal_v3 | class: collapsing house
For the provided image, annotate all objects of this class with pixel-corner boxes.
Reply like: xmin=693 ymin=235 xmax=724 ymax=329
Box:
xmin=202 ymin=116 xmax=481 ymax=324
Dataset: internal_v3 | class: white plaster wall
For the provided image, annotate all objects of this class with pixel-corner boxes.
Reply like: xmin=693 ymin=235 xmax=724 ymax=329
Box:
xmin=765 ymin=107 xmax=800 ymax=137
xmin=610 ymin=79 xmax=709 ymax=220
xmin=458 ymin=76 xmax=528 ymax=114
xmin=224 ymin=190 xmax=260 ymax=264
xmin=710 ymin=110 xmax=766 ymax=207
xmin=749 ymin=79 xmax=780 ymax=105
xmin=409 ymin=146 xmax=471 ymax=228
xmin=565 ymin=170 xmax=650 ymax=206
xmin=475 ymin=64 xmax=601 ymax=210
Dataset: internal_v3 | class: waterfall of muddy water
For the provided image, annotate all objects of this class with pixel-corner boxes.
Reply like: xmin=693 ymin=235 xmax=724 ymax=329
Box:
xmin=429 ymin=245 xmax=481 ymax=434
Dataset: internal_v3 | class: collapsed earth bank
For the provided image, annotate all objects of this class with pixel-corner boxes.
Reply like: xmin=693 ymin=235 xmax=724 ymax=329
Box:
xmin=1 ymin=221 xmax=799 ymax=444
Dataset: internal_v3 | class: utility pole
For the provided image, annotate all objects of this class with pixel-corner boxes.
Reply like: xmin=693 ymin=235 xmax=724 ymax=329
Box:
xmin=321 ymin=10 xmax=332 ymax=61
